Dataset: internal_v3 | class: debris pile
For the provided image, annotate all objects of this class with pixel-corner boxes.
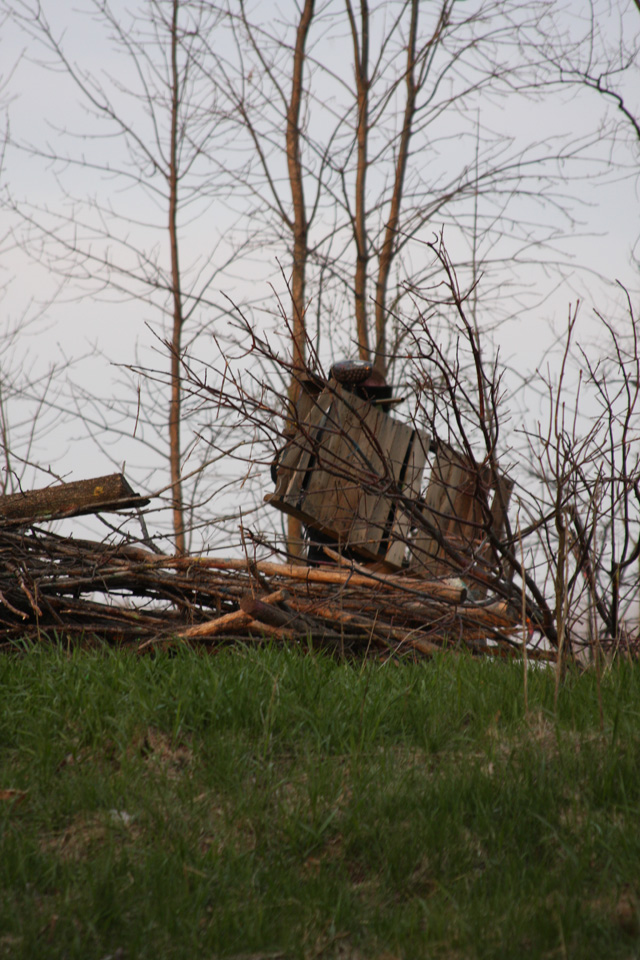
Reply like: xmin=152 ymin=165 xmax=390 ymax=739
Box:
xmin=0 ymin=525 xmax=551 ymax=660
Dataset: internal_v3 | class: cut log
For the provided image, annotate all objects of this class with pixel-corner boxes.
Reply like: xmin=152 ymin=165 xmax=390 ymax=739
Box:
xmin=239 ymin=594 xmax=300 ymax=629
xmin=245 ymin=620 xmax=298 ymax=640
xmin=178 ymin=589 xmax=289 ymax=639
xmin=0 ymin=474 xmax=150 ymax=525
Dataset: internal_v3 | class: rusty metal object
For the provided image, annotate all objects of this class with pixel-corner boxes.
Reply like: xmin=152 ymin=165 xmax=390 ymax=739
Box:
xmin=330 ymin=360 xmax=374 ymax=385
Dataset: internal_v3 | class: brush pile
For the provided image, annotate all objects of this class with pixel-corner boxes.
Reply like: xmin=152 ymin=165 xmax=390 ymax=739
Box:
xmin=0 ymin=525 xmax=552 ymax=660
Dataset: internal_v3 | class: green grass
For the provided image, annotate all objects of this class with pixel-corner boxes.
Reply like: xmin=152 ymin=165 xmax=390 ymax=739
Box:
xmin=1 ymin=645 xmax=640 ymax=959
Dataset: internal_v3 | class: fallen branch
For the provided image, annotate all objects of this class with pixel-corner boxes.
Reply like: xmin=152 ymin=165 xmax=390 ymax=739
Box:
xmin=0 ymin=474 xmax=149 ymax=525
xmin=179 ymin=589 xmax=289 ymax=639
xmin=0 ymin=526 xmax=544 ymax=661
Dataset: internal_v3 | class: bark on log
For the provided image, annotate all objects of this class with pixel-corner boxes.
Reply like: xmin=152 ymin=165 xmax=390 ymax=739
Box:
xmin=0 ymin=474 xmax=149 ymax=524
xmin=178 ymin=589 xmax=289 ymax=639
xmin=239 ymin=594 xmax=299 ymax=629
xmin=245 ymin=620 xmax=298 ymax=640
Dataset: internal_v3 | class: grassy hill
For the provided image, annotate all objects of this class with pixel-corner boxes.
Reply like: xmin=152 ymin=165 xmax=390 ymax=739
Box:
xmin=1 ymin=645 xmax=639 ymax=958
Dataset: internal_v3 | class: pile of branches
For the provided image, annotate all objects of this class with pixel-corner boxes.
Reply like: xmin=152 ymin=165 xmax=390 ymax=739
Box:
xmin=0 ymin=526 xmax=553 ymax=661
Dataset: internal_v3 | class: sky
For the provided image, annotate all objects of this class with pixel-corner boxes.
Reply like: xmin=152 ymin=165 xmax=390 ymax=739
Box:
xmin=1 ymin=0 xmax=639 ymax=553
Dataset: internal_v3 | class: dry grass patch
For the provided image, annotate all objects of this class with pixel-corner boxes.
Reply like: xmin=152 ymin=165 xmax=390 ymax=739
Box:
xmin=134 ymin=726 xmax=194 ymax=777
xmin=0 ymin=934 xmax=23 ymax=957
xmin=41 ymin=809 xmax=142 ymax=863
xmin=197 ymin=803 xmax=257 ymax=857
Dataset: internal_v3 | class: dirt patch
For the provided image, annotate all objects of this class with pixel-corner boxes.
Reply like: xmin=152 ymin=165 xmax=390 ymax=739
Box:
xmin=135 ymin=727 xmax=194 ymax=778
xmin=42 ymin=809 xmax=141 ymax=863
xmin=614 ymin=887 xmax=640 ymax=936
xmin=585 ymin=886 xmax=640 ymax=938
xmin=0 ymin=935 xmax=23 ymax=957
xmin=55 ymin=726 xmax=195 ymax=778
xmin=196 ymin=797 xmax=257 ymax=857
xmin=303 ymin=832 xmax=345 ymax=877
xmin=523 ymin=710 xmax=558 ymax=749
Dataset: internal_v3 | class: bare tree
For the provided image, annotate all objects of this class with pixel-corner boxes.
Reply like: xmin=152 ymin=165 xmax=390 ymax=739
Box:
xmin=3 ymin=0 xmax=238 ymax=553
xmin=3 ymin=0 xmax=639 ymax=571
xmin=170 ymin=233 xmax=638 ymax=667
xmin=539 ymin=0 xmax=640 ymax=145
xmin=162 ymin=0 xmax=625 ymax=559
xmin=522 ymin=292 xmax=640 ymax=661
xmin=285 ymin=0 xmax=315 ymax=405
xmin=0 ymin=312 xmax=76 ymax=496
xmin=192 ymin=0 xmax=632 ymax=387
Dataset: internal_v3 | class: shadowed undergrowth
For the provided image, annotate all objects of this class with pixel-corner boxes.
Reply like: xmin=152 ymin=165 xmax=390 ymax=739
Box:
xmin=1 ymin=645 xmax=640 ymax=959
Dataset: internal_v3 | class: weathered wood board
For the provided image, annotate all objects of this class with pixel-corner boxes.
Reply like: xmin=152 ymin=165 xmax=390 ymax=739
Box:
xmin=266 ymin=387 xmax=430 ymax=567
xmin=407 ymin=444 xmax=513 ymax=583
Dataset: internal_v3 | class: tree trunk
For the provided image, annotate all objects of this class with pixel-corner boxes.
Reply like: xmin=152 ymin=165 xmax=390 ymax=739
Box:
xmin=285 ymin=0 xmax=315 ymax=558
xmin=374 ymin=0 xmax=421 ymax=376
xmin=168 ymin=0 xmax=186 ymax=555
xmin=347 ymin=0 xmax=371 ymax=362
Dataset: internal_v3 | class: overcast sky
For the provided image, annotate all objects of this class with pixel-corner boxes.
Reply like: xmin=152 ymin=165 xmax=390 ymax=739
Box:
xmin=1 ymin=0 xmax=639 ymax=550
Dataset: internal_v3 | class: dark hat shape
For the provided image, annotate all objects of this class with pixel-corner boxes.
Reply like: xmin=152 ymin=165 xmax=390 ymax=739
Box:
xmin=330 ymin=360 xmax=398 ymax=408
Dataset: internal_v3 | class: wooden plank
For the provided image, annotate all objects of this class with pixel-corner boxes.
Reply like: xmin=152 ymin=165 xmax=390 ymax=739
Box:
xmin=349 ymin=406 xmax=402 ymax=551
xmin=265 ymin=386 xmax=430 ymax=566
xmin=315 ymin=392 xmax=426 ymax=563
xmin=294 ymin=389 xmax=371 ymax=538
xmin=474 ymin=474 xmax=515 ymax=586
xmin=0 ymin=474 xmax=150 ymax=525
xmin=409 ymin=446 xmax=464 ymax=575
xmin=380 ymin=423 xmax=430 ymax=564
xmin=409 ymin=444 xmax=511 ymax=581
xmin=302 ymin=392 xmax=361 ymax=533
xmin=321 ymin=391 xmax=424 ymax=563
xmin=271 ymin=393 xmax=333 ymax=503
xmin=265 ymin=392 xmax=351 ymax=535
